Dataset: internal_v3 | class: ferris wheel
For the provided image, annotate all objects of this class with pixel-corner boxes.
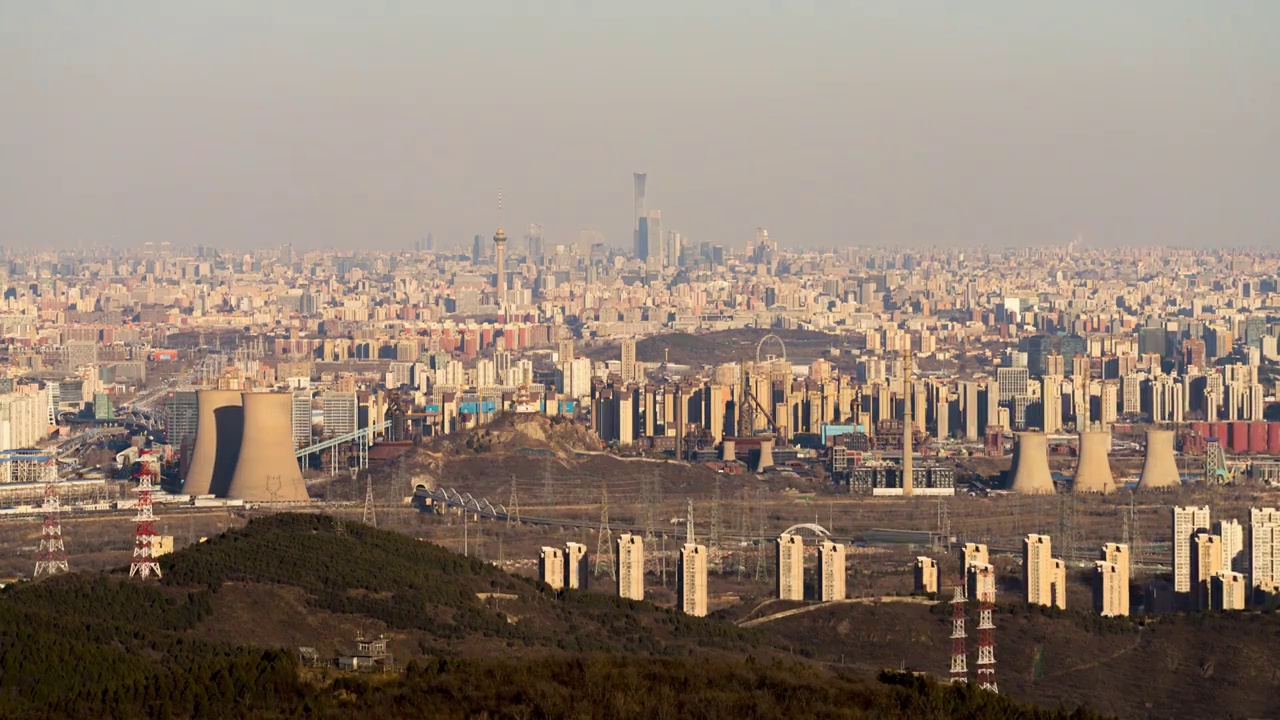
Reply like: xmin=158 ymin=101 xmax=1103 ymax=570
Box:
xmin=756 ymin=334 xmax=787 ymax=364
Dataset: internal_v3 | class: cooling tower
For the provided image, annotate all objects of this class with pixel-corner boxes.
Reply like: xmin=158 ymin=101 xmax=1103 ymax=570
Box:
xmin=1009 ymin=432 xmax=1056 ymax=494
xmin=225 ymin=392 xmax=310 ymax=502
xmin=722 ymin=439 xmax=736 ymax=462
xmin=184 ymin=390 xmax=244 ymax=497
xmin=756 ymin=438 xmax=775 ymax=472
xmin=1072 ymin=431 xmax=1115 ymax=494
xmin=1137 ymin=429 xmax=1180 ymax=490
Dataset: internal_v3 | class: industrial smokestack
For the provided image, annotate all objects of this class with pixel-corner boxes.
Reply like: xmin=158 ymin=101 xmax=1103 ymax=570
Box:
xmin=1073 ymin=431 xmax=1115 ymax=494
xmin=184 ymin=390 xmax=243 ymax=497
xmin=722 ymin=439 xmax=736 ymax=463
xmin=756 ymin=437 xmax=774 ymax=473
xmin=226 ymin=392 xmax=310 ymax=502
xmin=1009 ymin=432 xmax=1056 ymax=494
xmin=1138 ymin=429 xmax=1180 ymax=490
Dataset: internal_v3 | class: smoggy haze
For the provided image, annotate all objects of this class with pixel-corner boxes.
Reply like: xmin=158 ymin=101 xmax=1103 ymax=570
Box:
xmin=1 ymin=2 xmax=1277 ymax=252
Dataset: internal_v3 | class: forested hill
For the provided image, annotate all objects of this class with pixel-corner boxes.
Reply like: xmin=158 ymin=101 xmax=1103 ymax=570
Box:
xmin=0 ymin=515 xmax=1111 ymax=719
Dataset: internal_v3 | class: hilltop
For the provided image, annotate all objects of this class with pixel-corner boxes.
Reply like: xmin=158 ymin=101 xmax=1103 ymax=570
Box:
xmin=0 ymin=514 xmax=1107 ymax=719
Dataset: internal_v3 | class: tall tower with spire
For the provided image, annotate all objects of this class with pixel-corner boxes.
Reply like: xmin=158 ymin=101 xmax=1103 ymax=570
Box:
xmin=493 ymin=191 xmax=507 ymax=311
xmin=903 ymin=341 xmax=914 ymax=496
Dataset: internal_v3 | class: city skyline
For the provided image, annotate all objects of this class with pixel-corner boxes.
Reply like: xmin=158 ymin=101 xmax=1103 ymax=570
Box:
xmin=2 ymin=3 xmax=1278 ymax=251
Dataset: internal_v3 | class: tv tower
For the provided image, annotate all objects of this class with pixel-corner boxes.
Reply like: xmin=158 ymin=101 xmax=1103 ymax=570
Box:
xmin=129 ymin=452 xmax=162 ymax=579
xmin=975 ymin=585 xmax=998 ymax=692
xmin=949 ymin=585 xmax=968 ymax=684
xmin=33 ymin=457 xmax=68 ymax=577
xmin=493 ymin=190 xmax=507 ymax=312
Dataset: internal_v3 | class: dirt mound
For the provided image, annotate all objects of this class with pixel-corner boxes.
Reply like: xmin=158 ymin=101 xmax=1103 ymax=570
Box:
xmin=425 ymin=413 xmax=602 ymax=458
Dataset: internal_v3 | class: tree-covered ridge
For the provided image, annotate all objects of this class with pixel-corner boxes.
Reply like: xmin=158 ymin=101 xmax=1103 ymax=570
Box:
xmin=160 ymin=513 xmax=529 ymax=638
xmin=0 ymin=573 xmax=305 ymax=719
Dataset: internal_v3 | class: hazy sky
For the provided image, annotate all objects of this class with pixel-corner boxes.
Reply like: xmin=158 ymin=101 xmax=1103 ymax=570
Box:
xmin=2 ymin=2 xmax=1277 ymax=252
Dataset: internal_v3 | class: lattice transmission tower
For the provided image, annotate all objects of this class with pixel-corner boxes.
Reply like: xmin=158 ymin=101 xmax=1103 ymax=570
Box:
xmin=975 ymin=587 xmax=998 ymax=693
xmin=362 ymin=471 xmax=376 ymax=528
xmin=594 ymin=482 xmax=615 ymax=579
xmin=129 ymin=453 xmax=162 ymax=579
xmin=33 ymin=459 xmax=68 ymax=577
xmin=507 ymin=476 xmax=520 ymax=527
xmin=949 ymin=586 xmax=968 ymax=684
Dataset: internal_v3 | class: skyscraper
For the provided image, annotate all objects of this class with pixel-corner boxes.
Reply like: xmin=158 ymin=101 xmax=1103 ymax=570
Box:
xmin=646 ymin=210 xmax=663 ymax=267
xmin=633 ymin=172 xmax=647 ymax=258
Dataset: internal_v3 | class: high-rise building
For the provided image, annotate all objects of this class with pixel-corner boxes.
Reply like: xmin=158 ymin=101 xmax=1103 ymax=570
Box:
xmin=997 ymin=366 xmax=1030 ymax=403
xmin=646 ymin=210 xmax=663 ymax=267
xmin=1211 ymin=571 xmax=1247 ymax=610
xmin=616 ymin=533 xmax=645 ymax=601
xmin=291 ymin=391 xmax=312 ymax=449
xmin=321 ymin=391 xmax=358 ymax=437
xmin=818 ymin=540 xmax=846 ymax=602
xmin=1094 ymin=561 xmax=1125 ymax=617
xmin=776 ymin=533 xmax=804 ymax=601
xmin=1173 ymin=506 xmax=1211 ymax=595
xmin=1191 ymin=532 xmax=1223 ymax=610
xmin=620 ymin=338 xmax=637 ymax=384
xmin=963 ymin=542 xmax=989 ymax=574
xmin=678 ymin=543 xmax=708 ymax=617
xmin=564 ymin=542 xmax=589 ymax=590
xmin=1042 ymin=376 xmax=1063 ymax=433
xmin=538 ymin=546 xmax=565 ymax=590
xmin=164 ymin=390 xmax=200 ymax=449
xmin=1215 ymin=519 xmax=1244 ymax=573
xmin=1101 ymin=543 xmax=1130 ymax=615
xmin=633 ymin=172 xmax=647 ymax=258
xmin=915 ymin=557 xmax=939 ymax=595
xmin=1024 ymin=534 xmax=1053 ymax=606
xmin=1050 ymin=558 xmax=1068 ymax=609
xmin=967 ymin=562 xmax=996 ymax=604
xmin=1249 ymin=508 xmax=1280 ymax=598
